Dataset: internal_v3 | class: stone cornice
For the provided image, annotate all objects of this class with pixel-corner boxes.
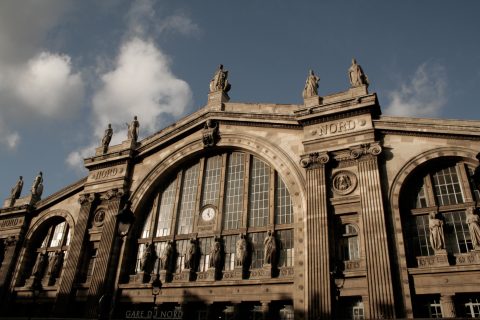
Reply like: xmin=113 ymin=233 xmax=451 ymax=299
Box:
xmin=374 ymin=116 xmax=480 ymax=139
xmin=35 ymin=177 xmax=87 ymax=211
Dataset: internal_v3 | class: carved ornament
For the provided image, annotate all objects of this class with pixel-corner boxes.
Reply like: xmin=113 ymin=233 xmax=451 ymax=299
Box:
xmin=333 ymin=142 xmax=382 ymax=162
xmin=78 ymin=193 xmax=96 ymax=205
xmin=332 ymin=170 xmax=358 ymax=195
xmin=202 ymin=120 xmax=219 ymax=148
xmin=93 ymin=210 xmax=106 ymax=227
xmin=4 ymin=235 xmax=17 ymax=246
xmin=300 ymin=152 xmax=329 ymax=169
xmin=100 ymin=188 xmax=124 ymax=201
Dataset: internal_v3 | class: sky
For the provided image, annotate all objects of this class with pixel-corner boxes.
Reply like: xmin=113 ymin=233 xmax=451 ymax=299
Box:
xmin=1 ymin=0 xmax=480 ymax=201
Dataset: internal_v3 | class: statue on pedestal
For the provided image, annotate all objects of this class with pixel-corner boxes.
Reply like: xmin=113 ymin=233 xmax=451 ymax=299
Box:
xmin=31 ymin=172 xmax=44 ymax=198
xmin=302 ymin=70 xmax=320 ymax=98
xmin=126 ymin=116 xmax=139 ymax=142
xmin=101 ymin=124 xmax=113 ymax=154
xmin=184 ymin=238 xmax=198 ymax=270
xmin=48 ymin=250 xmax=65 ymax=280
xmin=235 ymin=234 xmax=248 ymax=267
xmin=32 ymin=250 xmax=49 ymax=279
xmin=263 ymin=230 xmax=277 ymax=265
xmin=9 ymin=176 xmax=23 ymax=206
xmin=429 ymin=212 xmax=445 ymax=252
xmin=140 ymin=242 xmax=157 ymax=273
xmin=348 ymin=58 xmax=369 ymax=87
xmin=466 ymin=208 xmax=480 ymax=250
xmin=160 ymin=240 xmax=174 ymax=271
xmin=209 ymin=237 xmax=223 ymax=270
xmin=209 ymin=64 xmax=231 ymax=93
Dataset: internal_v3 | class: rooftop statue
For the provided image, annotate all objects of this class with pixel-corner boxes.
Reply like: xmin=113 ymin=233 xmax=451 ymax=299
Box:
xmin=101 ymin=124 xmax=113 ymax=154
xmin=31 ymin=171 xmax=44 ymax=198
xmin=302 ymin=69 xmax=320 ymax=98
xmin=348 ymin=58 xmax=369 ymax=87
xmin=9 ymin=176 xmax=23 ymax=206
xmin=209 ymin=64 xmax=231 ymax=93
xmin=126 ymin=116 xmax=139 ymax=142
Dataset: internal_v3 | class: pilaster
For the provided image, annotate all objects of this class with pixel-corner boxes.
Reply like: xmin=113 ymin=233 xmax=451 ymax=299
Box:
xmin=356 ymin=142 xmax=395 ymax=319
xmin=301 ymin=152 xmax=332 ymax=319
xmin=53 ymin=193 xmax=96 ymax=316
xmin=85 ymin=189 xmax=124 ymax=318
xmin=440 ymin=294 xmax=456 ymax=318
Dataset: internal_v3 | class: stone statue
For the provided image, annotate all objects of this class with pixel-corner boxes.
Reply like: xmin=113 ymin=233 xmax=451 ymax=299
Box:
xmin=348 ymin=58 xmax=369 ymax=87
xmin=302 ymin=70 xmax=320 ymax=98
xmin=235 ymin=234 xmax=248 ymax=267
xmin=466 ymin=208 xmax=480 ymax=250
xmin=184 ymin=239 xmax=197 ymax=270
xmin=140 ymin=242 xmax=157 ymax=273
xmin=48 ymin=250 xmax=64 ymax=279
xmin=126 ymin=116 xmax=139 ymax=142
xmin=160 ymin=240 xmax=174 ymax=271
xmin=32 ymin=250 xmax=49 ymax=279
xmin=202 ymin=120 xmax=219 ymax=147
xmin=9 ymin=176 xmax=23 ymax=206
xmin=428 ymin=212 xmax=445 ymax=252
xmin=263 ymin=230 xmax=276 ymax=265
xmin=209 ymin=238 xmax=223 ymax=269
xmin=101 ymin=124 xmax=113 ymax=154
xmin=209 ymin=64 xmax=231 ymax=93
xmin=31 ymin=172 xmax=43 ymax=198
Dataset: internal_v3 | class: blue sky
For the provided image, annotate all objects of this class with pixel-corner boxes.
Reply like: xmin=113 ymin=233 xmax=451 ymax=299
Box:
xmin=1 ymin=0 xmax=479 ymax=200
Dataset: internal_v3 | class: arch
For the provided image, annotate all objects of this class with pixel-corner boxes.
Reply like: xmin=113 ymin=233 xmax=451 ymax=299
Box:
xmin=130 ymin=133 xmax=306 ymax=222
xmin=388 ymin=146 xmax=478 ymax=317
xmin=25 ymin=209 xmax=74 ymax=242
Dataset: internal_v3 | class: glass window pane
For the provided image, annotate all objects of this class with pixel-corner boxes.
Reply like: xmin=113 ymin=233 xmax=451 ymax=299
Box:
xmin=277 ymin=229 xmax=294 ymax=267
xmin=156 ymin=179 xmax=177 ymax=237
xmin=275 ymin=174 xmax=293 ymax=225
xmin=223 ymin=235 xmax=238 ymax=271
xmin=432 ymin=166 xmax=464 ymax=206
xmin=176 ymin=164 xmax=200 ymax=235
xmin=249 ymin=232 xmax=266 ymax=269
xmin=249 ymin=157 xmax=270 ymax=228
xmin=201 ymin=156 xmax=222 ymax=207
xmin=50 ymin=222 xmax=66 ymax=247
xmin=223 ymin=153 xmax=245 ymax=230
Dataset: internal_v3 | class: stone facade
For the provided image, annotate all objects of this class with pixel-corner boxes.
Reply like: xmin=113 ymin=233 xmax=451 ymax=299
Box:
xmin=1 ymin=70 xmax=480 ymax=319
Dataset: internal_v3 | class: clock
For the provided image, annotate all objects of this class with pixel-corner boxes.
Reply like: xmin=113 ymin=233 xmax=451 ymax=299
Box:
xmin=201 ymin=206 xmax=216 ymax=222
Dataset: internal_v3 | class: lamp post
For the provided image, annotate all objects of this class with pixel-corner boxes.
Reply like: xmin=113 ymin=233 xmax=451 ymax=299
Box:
xmin=151 ymin=274 xmax=162 ymax=320
xmin=29 ymin=276 xmax=42 ymax=320
xmin=330 ymin=264 xmax=345 ymax=318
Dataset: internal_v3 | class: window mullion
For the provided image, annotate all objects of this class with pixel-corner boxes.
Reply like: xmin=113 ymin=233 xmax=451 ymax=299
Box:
xmin=242 ymin=154 xmax=250 ymax=231
xmin=458 ymin=163 xmax=474 ymax=203
xmin=193 ymin=158 xmax=206 ymax=233
xmin=171 ymin=171 xmax=184 ymax=240
xmin=216 ymin=153 xmax=228 ymax=233
xmin=424 ymin=174 xmax=436 ymax=207
xmin=149 ymin=193 xmax=161 ymax=239
xmin=269 ymin=168 xmax=275 ymax=227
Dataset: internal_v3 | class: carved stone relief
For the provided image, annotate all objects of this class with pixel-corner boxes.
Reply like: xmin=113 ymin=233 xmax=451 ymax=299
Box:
xmin=332 ymin=170 xmax=357 ymax=195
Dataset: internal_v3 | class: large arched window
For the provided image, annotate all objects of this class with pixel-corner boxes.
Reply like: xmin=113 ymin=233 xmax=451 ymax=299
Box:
xmin=23 ymin=218 xmax=70 ymax=287
xmin=402 ymin=159 xmax=479 ymax=262
xmin=135 ymin=151 xmax=294 ymax=278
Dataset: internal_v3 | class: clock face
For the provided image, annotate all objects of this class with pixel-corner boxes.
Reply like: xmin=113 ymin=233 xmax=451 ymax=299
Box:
xmin=201 ymin=207 xmax=216 ymax=222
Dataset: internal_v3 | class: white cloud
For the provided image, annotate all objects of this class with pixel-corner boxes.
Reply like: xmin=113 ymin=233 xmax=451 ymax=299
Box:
xmin=14 ymin=52 xmax=84 ymax=116
xmin=157 ymin=14 xmax=200 ymax=36
xmin=92 ymin=37 xmax=192 ymax=140
xmin=0 ymin=116 xmax=20 ymax=150
xmin=66 ymin=143 xmax=97 ymax=174
xmin=384 ymin=63 xmax=447 ymax=117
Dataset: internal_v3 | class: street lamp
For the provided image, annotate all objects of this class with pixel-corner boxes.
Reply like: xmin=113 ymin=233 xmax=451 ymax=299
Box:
xmin=330 ymin=264 xmax=345 ymax=318
xmin=116 ymin=201 xmax=135 ymax=237
xmin=29 ymin=276 xmax=42 ymax=320
xmin=151 ymin=274 xmax=162 ymax=319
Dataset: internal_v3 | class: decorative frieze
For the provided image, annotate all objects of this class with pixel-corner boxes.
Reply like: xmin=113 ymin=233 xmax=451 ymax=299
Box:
xmin=416 ymin=253 xmax=450 ymax=268
xmin=456 ymin=251 xmax=480 ymax=265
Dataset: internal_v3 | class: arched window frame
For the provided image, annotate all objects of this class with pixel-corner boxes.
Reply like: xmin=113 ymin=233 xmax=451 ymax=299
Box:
xmin=134 ymin=150 xmax=295 ymax=276
xmin=405 ymin=159 xmax=479 ymax=259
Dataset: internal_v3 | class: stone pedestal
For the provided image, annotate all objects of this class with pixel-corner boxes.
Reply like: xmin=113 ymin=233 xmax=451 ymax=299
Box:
xmin=207 ymin=91 xmax=229 ymax=110
xmin=159 ymin=269 xmax=170 ymax=283
xmin=197 ymin=269 xmax=216 ymax=282
xmin=173 ymin=269 xmax=194 ymax=282
xmin=3 ymin=197 xmax=14 ymax=208
xmin=417 ymin=253 xmax=449 ymax=268
xmin=129 ymin=271 xmax=150 ymax=284
xmin=222 ymin=267 xmax=243 ymax=280
xmin=303 ymin=95 xmax=322 ymax=108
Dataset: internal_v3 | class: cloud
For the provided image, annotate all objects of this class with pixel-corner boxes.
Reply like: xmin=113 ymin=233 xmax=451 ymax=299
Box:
xmin=157 ymin=14 xmax=201 ymax=36
xmin=0 ymin=116 xmax=20 ymax=150
xmin=14 ymin=52 xmax=84 ymax=116
xmin=384 ymin=63 xmax=447 ymax=117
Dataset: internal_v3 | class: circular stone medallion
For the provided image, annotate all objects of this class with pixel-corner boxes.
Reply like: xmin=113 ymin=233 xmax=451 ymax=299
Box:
xmin=332 ymin=170 xmax=357 ymax=195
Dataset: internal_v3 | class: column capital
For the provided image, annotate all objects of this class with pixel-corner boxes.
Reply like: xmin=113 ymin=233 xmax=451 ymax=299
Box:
xmin=99 ymin=188 xmax=125 ymax=201
xmin=332 ymin=141 xmax=382 ymax=162
xmin=300 ymin=152 xmax=329 ymax=169
xmin=78 ymin=193 xmax=96 ymax=205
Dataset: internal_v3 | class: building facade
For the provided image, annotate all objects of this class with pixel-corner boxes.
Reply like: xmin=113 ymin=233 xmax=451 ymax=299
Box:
xmin=1 ymin=63 xmax=480 ymax=319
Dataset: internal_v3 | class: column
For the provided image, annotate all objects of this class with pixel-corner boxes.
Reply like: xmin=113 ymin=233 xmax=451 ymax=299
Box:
xmin=440 ymin=294 xmax=456 ymax=318
xmin=85 ymin=189 xmax=123 ymax=318
xmin=53 ymin=193 xmax=96 ymax=316
xmin=356 ymin=143 xmax=395 ymax=319
xmin=301 ymin=152 xmax=332 ymax=319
